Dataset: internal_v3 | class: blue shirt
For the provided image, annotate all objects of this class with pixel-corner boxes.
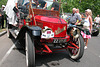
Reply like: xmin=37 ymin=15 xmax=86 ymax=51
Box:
xmin=69 ymin=13 xmax=81 ymax=24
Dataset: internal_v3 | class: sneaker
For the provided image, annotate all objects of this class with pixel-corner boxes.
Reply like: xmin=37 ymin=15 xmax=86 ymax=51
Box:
xmin=84 ymin=46 xmax=87 ymax=49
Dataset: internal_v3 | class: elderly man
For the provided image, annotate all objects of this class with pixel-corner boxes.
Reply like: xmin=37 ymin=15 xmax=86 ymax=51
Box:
xmin=69 ymin=8 xmax=82 ymax=25
xmin=76 ymin=9 xmax=81 ymax=18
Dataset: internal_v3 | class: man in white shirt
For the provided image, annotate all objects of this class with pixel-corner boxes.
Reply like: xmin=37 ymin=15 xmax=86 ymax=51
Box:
xmin=94 ymin=15 xmax=100 ymax=24
xmin=4 ymin=0 xmax=19 ymax=26
xmin=4 ymin=0 xmax=25 ymax=26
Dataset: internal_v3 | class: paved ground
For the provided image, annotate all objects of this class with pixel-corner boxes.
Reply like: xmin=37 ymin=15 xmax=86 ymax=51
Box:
xmin=0 ymin=34 xmax=100 ymax=67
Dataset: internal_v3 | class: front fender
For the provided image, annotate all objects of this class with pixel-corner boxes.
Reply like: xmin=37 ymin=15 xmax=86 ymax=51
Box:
xmin=16 ymin=25 xmax=42 ymax=40
xmin=67 ymin=24 xmax=84 ymax=33
xmin=67 ymin=24 xmax=83 ymax=38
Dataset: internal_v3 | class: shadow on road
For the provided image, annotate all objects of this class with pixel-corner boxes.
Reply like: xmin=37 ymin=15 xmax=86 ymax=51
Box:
xmin=35 ymin=51 xmax=80 ymax=67
xmin=36 ymin=52 xmax=69 ymax=67
xmin=10 ymin=37 xmax=80 ymax=67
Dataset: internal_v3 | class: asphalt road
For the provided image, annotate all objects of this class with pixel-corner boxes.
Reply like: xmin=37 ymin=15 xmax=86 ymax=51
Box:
xmin=0 ymin=34 xmax=100 ymax=67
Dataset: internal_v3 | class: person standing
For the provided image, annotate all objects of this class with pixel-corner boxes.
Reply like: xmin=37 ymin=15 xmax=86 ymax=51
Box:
xmin=26 ymin=0 xmax=47 ymax=9
xmin=81 ymin=9 xmax=93 ymax=49
xmin=0 ymin=13 xmax=2 ymax=28
xmin=76 ymin=8 xmax=82 ymax=25
xmin=94 ymin=14 xmax=100 ymax=24
xmin=0 ymin=5 xmax=5 ymax=29
xmin=51 ymin=0 xmax=59 ymax=11
xmin=68 ymin=8 xmax=82 ymax=25
xmin=4 ymin=0 xmax=17 ymax=26
xmin=4 ymin=0 xmax=24 ymax=26
xmin=39 ymin=0 xmax=47 ymax=9
xmin=76 ymin=9 xmax=81 ymax=18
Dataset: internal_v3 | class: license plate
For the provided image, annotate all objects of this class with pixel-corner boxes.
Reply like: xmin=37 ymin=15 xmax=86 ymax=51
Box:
xmin=53 ymin=39 xmax=67 ymax=43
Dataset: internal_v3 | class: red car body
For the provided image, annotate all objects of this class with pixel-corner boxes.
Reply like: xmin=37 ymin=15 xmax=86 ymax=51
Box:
xmin=7 ymin=4 xmax=84 ymax=67
xmin=18 ymin=8 xmax=71 ymax=54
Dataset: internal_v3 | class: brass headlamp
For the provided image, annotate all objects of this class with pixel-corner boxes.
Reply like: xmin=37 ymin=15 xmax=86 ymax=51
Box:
xmin=70 ymin=27 xmax=80 ymax=38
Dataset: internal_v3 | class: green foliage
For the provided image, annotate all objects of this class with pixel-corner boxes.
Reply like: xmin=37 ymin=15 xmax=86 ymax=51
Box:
xmin=0 ymin=0 xmax=100 ymax=17
xmin=0 ymin=0 xmax=7 ymax=8
xmin=61 ymin=0 xmax=100 ymax=17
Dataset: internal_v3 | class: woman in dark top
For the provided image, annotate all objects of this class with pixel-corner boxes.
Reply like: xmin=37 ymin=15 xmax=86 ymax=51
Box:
xmin=38 ymin=0 xmax=47 ymax=9
xmin=51 ymin=0 xmax=59 ymax=11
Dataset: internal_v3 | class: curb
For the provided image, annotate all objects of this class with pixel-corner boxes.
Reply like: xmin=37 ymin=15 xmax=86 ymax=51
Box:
xmin=0 ymin=31 xmax=7 ymax=37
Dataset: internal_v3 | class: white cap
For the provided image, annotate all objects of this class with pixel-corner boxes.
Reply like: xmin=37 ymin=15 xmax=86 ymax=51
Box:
xmin=2 ymin=5 xmax=5 ymax=8
xmin=85 ymin=9 xmax=91 ymax=12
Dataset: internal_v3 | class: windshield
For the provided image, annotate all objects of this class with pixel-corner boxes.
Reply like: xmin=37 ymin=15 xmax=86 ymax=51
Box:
xmin=23 ymin=0 xmax=59 ymax=11
xmin=21 ymin=0 xmax=59 ymax=17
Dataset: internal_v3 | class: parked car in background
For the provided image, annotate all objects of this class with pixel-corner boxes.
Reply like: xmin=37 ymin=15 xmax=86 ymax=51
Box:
xmin=91 ymin=22 xmax=99 ymax=36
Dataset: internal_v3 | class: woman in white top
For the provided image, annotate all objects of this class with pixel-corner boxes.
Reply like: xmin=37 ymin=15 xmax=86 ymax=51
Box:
xmin=81 ymin=9 xmax=93 ymax=49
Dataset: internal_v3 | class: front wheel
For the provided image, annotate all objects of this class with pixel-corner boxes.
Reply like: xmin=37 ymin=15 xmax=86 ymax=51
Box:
xmin=67 ymin=35 xmax=84 ymax=60
xmin=25 ymin=32 xmax=35 ymax=67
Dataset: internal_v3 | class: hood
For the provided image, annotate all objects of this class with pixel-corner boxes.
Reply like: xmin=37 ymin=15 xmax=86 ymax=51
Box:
xmin=35 ymin=15 xmax=67 ymax=38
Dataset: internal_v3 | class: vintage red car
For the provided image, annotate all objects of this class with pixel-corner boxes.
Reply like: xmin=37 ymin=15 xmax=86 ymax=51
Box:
xmin=6 ymin=0 xmax=84 ymax=67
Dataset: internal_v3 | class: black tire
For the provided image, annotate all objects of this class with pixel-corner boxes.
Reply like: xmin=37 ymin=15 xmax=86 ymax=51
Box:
xmin=68 ymin=35 xmax=84 ymax=61
xmin=92 ymin=28 xmax=99 ymax=36
xmin=7 ymin=24 xmax=12 ymax=38
xmin=25 ymin=32 xmax=35 ymax=67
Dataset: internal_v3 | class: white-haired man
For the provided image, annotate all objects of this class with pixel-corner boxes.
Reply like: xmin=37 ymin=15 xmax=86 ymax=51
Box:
xmin=76 ymin=9 xmax=81 ymax=18
xmin=69 ymin=8 xmax=82 ymax=25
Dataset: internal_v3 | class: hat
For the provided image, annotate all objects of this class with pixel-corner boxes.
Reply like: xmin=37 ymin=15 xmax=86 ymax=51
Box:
xmin=2 ymin=5 xmax=5 ymax=8
xmin=85 ymin=9 xmax=91 ymax=12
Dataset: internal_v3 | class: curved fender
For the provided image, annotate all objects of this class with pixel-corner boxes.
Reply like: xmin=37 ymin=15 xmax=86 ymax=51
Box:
xmin=16 ymin=26 xmax=42 ymax=40
xmin=67 ymin=24 xmax=91 ymax=36
xmin=67 ymin=24 xmax=84 ymax=34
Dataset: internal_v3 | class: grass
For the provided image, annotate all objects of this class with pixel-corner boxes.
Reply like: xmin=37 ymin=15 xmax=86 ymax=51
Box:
xmin=0 ymin=28 xmax=6 ymax=32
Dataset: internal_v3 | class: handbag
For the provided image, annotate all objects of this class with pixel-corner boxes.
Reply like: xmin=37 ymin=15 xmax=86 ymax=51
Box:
xmin=84 ymin=29 xmax=91 ymax=35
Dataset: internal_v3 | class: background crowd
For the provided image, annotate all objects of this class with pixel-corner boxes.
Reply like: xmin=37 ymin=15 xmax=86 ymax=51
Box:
xmin=0 ymin=5 xmax=7 ymax=29
xmin=68 ymin=8 xmax=93 ymax=49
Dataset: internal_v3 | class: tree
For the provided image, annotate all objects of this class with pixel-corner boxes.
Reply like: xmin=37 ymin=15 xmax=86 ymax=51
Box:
xmin=61 ymin=0 xmax=100 ymax=17
xmin=0 ymin=0 xmax=7 ymax=8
